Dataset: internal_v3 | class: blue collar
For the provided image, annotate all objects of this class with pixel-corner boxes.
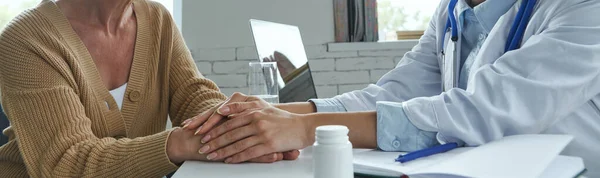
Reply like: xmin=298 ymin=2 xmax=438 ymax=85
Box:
xmin=453 ymin=0 xmax=518 ymax=33
xmin=473 ymin=0 xmax=518 ymax=33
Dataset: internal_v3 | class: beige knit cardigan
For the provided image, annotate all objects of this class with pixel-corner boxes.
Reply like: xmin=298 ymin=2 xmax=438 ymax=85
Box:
xmin=0 ymin=0 xmax=226 ymax=177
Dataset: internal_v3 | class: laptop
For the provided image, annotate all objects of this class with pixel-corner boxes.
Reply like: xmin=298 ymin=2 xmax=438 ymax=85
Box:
xmin=249 ymin=19 xmax=318 ymax=103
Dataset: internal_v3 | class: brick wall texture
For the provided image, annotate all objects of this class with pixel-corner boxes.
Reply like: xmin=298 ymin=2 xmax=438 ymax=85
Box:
xmin=193 ymin=44 xmax=410 ymax=98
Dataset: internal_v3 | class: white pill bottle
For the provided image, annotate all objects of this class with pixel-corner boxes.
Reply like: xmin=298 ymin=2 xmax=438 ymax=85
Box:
xmin=313 ymin=125 xmax=354 ymax=178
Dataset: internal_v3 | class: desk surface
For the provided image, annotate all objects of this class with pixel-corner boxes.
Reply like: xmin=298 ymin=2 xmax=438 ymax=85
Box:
xmin=173 ymin=148 xmax=585 ymax=178
xmin=173 ymin=149 xmax=314 ymax=178
xmin=173 ymin=148 xmax=402 ymax=178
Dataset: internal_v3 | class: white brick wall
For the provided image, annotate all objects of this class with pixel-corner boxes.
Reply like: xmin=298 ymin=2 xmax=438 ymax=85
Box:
xmin=335 ymin=57 xmax=395 ymax=71
xmin=203 ymin=74 xmax=247 ymax=88
xmin=307 ymin=59 xmax=335 ymax=72
xmin=312 ymin=71 xmax=370 ymax=85
xmin=359 ymin=50 xmax=410 ymax=57
xmin=213 ymin=61 xmax=250 ymax=74
xmin=236 ymin=47 xmax=259 ymax=60
xmin=314 ymin=85 xmax=338 ymax=98
xmin=194 ymin=41 xmax=416 ymax=99
xmin=338 ymin=84 xmax=370 ymax=94
xmin=193 ymin=48 xmax=236 ymax=61
xmin=370 ymin=69 xmax=390 ymax=83
xmin=196 ymin=62 xmax=212 ymax=74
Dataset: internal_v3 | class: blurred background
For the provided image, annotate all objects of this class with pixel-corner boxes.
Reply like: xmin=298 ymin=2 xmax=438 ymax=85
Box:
xmin=1 ymin=0 xmax=438 ymax=41
xmin=0 ymin=0 xmax=440 ymax=98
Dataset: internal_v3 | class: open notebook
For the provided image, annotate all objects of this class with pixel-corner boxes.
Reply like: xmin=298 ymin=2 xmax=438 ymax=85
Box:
xmin=354 ymin=135 xmax=585 ymax=178
xmin=173 ymin=135 xmax=584 ymax=178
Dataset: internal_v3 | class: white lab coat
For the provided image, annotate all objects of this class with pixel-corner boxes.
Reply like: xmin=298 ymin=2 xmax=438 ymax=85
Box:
xmin=333 ymin=0 xmax=600 ymax=176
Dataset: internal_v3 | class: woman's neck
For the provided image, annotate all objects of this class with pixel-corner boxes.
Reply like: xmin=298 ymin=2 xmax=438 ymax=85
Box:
xmin=56 ymin=0 xmax=135 ymax=32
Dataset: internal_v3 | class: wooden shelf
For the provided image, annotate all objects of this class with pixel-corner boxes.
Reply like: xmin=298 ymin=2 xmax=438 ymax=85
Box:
xmin=397 ymin=31 xmax=424 ymax=40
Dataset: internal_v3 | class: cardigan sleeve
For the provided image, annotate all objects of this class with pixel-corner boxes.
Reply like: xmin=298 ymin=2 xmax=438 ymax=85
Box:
xmin=0 ymin=27 xmax=178 ymax=177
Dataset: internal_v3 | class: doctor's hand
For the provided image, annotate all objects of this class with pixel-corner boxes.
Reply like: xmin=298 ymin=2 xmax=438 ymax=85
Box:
xmin=179 ymin=92 xmax=300 ymax=162
xmin=198 ymin=106 xmax=311 ymax=163
xmin=181 ymin=92 xmax=270 ymax=135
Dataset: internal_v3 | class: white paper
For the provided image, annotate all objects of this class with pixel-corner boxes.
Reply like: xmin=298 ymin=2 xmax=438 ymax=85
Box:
xmin=539 ymin=156 xmax=585 ymax=178
xmin=407 ymin=135 xmax=574 ymax=178
xmin=353 ymin=148 xmax=471 ymax=177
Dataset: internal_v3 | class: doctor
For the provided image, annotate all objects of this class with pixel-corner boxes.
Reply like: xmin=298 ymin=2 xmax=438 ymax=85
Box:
xmin=184 ymin=0 xmax=600 ymax=176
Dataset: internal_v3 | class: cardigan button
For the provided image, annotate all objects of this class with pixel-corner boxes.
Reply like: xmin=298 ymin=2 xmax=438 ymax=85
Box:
xmin=129 ymin=90 xmax=141 ymax=102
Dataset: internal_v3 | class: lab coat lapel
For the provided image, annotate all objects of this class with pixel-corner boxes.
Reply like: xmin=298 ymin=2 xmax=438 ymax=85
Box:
xmin=454 ymin=1 xmax=469 ymax=67
xmin=441 ymin=0 xmax=470 ymax=91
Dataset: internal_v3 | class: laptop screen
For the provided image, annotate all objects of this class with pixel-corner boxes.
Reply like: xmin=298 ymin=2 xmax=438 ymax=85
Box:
xmin=249 ymin=19 xmax=318 ymax=102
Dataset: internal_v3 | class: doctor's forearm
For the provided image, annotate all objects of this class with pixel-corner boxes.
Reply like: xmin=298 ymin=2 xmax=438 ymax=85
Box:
xmin=275 ymin=102 xmax=316 ymax=114
xmin=299 ymin=111 xmax=378 ymax=149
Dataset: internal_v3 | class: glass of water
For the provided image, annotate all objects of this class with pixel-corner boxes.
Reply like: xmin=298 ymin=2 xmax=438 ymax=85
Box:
xmin=248 ymin=62 xmax=279 ymax=103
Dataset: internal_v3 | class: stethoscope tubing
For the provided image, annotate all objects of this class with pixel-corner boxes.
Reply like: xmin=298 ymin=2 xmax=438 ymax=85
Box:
xmin=444 ymin=0 xmax=537 ymax=52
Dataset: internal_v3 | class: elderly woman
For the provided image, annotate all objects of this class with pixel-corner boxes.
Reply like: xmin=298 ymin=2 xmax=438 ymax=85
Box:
xmin=0 ymin=0 xmax=297 ymax=177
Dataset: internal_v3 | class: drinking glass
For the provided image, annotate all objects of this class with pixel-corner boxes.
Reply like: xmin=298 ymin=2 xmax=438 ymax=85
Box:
xmin=248 ymin=62 xmax=279 ymax=103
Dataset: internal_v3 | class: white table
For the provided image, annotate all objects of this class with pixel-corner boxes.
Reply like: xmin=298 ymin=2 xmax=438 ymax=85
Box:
xmin=173 ymin=149 xmax=315 ymax=178
xmin=172 ymin=147 xmax=586 ymax=178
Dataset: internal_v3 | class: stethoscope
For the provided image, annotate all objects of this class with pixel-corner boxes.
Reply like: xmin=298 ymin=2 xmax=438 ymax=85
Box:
xmin=441 ymin=0 xmax=537 ymax=91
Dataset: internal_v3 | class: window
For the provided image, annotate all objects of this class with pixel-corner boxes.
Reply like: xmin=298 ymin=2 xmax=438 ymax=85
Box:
xmin=0 ymin=0 xmax=38 ymax=31
xmin=154 ymin=0 xmax=173 ymax=14
xmin=0 ymin=0 xmax=173 ymax=31
xmin=378 ymin=0 xmax=439 ymax=41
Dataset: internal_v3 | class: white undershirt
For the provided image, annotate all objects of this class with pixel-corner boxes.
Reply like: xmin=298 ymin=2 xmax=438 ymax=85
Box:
xmin=109 ymin=83 xmax=128 ymax=110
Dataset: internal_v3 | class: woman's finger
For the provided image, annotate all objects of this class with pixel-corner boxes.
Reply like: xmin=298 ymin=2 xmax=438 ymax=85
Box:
xmin=196 ymin=93 xmax=250 ymax=135
xmin=181 ymin=119 xmax=192 ymax=128
xmin=218 ymin=101 xmax=262 ymax=116
xmin=247 ymin=153 xmax=281 ymax=163
xmin=282 ymin=150 xmax=300 ymax=160
xmin=183 ymin=104 xmax=220 ymax=130
xmin=201 ymin=110 xmax=260 ymax=143
xmin=277 ymin=153 xmax=283 ymax=161
xmin=276 ymin=152 xmax=284 ymax=161
xmin=200 ymin=124 xmax=256 ymax=155
xmin=194 ymin=108 xmax=222 ymax=135
xmin=207 ymin=136 xmax=261 ymax=161
xmin=227 ymin=144 xmax=274 ymax=164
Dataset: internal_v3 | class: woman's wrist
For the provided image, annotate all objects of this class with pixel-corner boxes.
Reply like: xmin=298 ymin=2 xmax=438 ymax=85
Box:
xmin=167 ymin=128 xmax=213 ymax=164
xmin=166 ymin=128 xmax=185 ymax=164
xmin=297 ymin=113 xmax=319 ymax=147
xmin=275 ymin=102 xmax=316 ymax=114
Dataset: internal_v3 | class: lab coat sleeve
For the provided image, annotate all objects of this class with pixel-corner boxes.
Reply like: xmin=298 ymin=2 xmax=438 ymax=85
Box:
xmin=402 ymin=2 xmax=600 ymax=146
xmin=331 ymin=2 xmax=445 ymax=112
